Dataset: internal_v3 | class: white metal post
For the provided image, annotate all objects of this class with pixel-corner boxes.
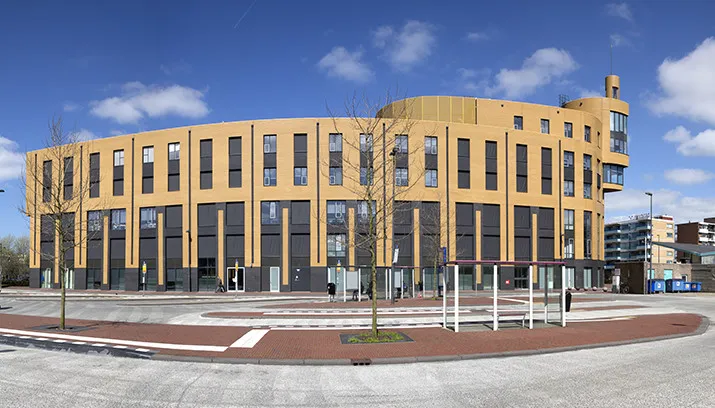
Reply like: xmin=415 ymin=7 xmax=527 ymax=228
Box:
xmin=343 ymin=270 xmax=347 ymax=303
xmin=528 ymin=264 xmax=534 ymax=329
xmin=358 ymin=268 xmax=362 ymax=302
xmin=442 ymin=267 xmax=447 ymax=328
xmin=401 ymin=269 xmax=405 ymax=299
xmin=385 ymin=269 xmax=389 ymax=300
xmin=454 ymin=264 xmax=460 ymax=333
xmin=493 ymin=265 xmax=498 ymax=331
xmin=561 ymin=265 xmax=567 ymax=327
xmin=412 ymin=269 xmax=415 ymax=299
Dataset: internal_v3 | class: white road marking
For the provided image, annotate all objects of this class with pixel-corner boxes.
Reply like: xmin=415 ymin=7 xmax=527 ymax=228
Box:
xmin=264 ymin=309 xmax=472 ymax=316
xmin=134 ymin=348 xmax=151 ymax=353
xmin=230 ymin=329 xmax=269 ymax=348
xmin=496 ymin=297 xmax=529 ymax=304
xmin=271 ymin=324 xmax=442 ymax=331
xmin=0 ymin=328 xmax=227 ymax=352
xmin=92 ymin=343 xmax=107 ymax=347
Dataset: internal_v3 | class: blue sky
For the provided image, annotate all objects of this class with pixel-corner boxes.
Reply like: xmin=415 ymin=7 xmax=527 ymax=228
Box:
xmin=1 ymin=0 xmax=715 ymax=236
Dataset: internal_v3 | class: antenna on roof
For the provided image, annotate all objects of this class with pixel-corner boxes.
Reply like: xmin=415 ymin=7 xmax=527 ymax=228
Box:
xmin=610 ymin=40 xmax=613 ymax=75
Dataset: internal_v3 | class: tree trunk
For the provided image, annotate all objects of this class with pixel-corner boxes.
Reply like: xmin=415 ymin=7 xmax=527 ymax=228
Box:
xmin=60 ymin=267 xmax=66 ymax=330
xmin=371 ymin=262 xmax=378 ymax=337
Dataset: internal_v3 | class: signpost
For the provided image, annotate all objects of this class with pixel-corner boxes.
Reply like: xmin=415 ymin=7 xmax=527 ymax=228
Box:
xmin=141 ymin=261 xmax=147 ymax=291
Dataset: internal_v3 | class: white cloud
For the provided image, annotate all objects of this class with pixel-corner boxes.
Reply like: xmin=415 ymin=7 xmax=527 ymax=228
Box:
xmin=610 ymin=33 xmax=629 ymax=47
xmin=72 ymin=129 xmax=99 ymax=142
xmin=63 ymin=102 xmax=80 ymax=112
xmin=649 ymin=38 xmax=715 ymax=125
xmin=90 ymin=82 xmax=210 ymax=125
xmin=606 ymin=3 xmax=633 ymax=22
xmin=0 ymin=136 xmax=25 ymax=181
xmin=160 ymin=60 xmax=192 ymax=76
xmin=664 ymin=168 xmax=715 ymax=185
xmin=606 ymin=188 xmax=715 ymax=224
xmin=663 ymin=126 xmax=715 ymax=156
xmin=453 ymin=68 xmax=490 ymax=94
xmin=317 ymin=47 xmax=374 ymax=83
xmin=486 ymin=48 xmax=578 ymax=99
xmin=465 ymin=32 xmax=489 ymax=42
xmin=372 ymin=20 xmax=436 ymax=71
xmin=110 ymin=129 xmax=125 ymax=136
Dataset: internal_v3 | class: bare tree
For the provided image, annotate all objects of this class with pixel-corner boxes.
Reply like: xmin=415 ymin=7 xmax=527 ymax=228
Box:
xmin=320 ymin=90 xmax=433 ymax=338
xmin=21 ymin=117 xmax=105 ymax=330
xmin=0 ymin=235 xmax=30 ymax=285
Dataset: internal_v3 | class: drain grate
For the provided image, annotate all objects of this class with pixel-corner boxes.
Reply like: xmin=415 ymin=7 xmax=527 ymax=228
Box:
xmin=351 ymin=358 xmax=372 ymax=366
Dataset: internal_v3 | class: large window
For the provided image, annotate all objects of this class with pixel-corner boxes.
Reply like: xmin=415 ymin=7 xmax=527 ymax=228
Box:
xmin=564 ymin=209 xmax=574 ymax=230
xmin=111 ymin=209 xmax=126 ymax=230
xmin=114 ymin=150 xmax=124 ymax=166
xmin=360 ymin=133 xmax=373 ymax=152
xmin=143 ymin=146 xmax=154 ymax=163
xmin=327 ymin=201 xmax=346 ymax=225
xmin=514 ymin=116 xmax=523 ymax=130
xmin=565 ymin=238 xmax=574 ymax=259
xmin=263 ymin=135 xmax=277 ymax=153
xmin=168 ymin=143 xmax=180 ymax=160
xmin=261 ymin=201 xmax=280 ymax=224
xmin=584 ymin=125 xmax=591 ymax=142
xmin=564 ymin=122 xmax=573 ymax=138
xmin=395 ymin=134 xmax=408 ymax=153
xmin=610 ymin=111 xmax=628 ymax=154
xmin=329 ymin=167 xmax=342 ymax=185
xmin=294 ymin=167 xmax=307 ymax=186
xmin=264 ymin=168 xmax=277 ymax=186
xmin=396 ymin=168 xmax=408 ymax=186
xmin=329 ymin=133 xmax=342 ymax=152
xmin=425 ymin=169 xmax=438 ymax=187
xmin=563 ymin=151 xmax=574 ymax=168
xmin=564 ymin=181 xmax=574 ymax=197
xmin=327 ymin=234 xmax=346 ymax=257
xmin=604 ymin=164 xmax=625 ymax=185
xmin=584 ymin=183 xmax=592 ymax=199
xmin=88 ymin=210 xmax=102 ymax=232
xmin=583 ymin=154 xmax=592 ymax=170
xmin=425 ymin=136 xmax=437 ymax=155
xmin=140 ymin=208 xmax=157 ymax=229
xmin=360 ymin=167 xmax=373 ymax=185
xmin=540 ymin=119 xmax=550 ymax=134
xmin=357 ymin=201 xmax=376 ymax=224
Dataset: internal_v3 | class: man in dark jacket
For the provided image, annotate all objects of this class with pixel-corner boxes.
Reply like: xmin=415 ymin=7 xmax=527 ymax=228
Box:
xmin=327 ymin=282 xmax=336 ymax=302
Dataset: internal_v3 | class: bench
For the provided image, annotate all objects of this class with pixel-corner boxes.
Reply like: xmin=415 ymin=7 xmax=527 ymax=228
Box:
xmin=485 ymin=309 xmax=530 ymax=328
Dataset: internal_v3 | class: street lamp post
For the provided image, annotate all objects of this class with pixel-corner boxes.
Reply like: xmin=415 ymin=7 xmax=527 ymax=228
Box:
xmin=389 ymin=146 xmax=398 ymax=304
xmin=645 ymin=192 xmax=653 ymax=294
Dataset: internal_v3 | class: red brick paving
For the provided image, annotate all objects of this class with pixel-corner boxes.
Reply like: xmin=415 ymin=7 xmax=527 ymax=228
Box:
xmin=0 ymin=314 xmax=249 ymax=346
xmin=0 ymin=312 xmax=702 ymax=361
xmin=156 ymin=313 xmax=702 ymax=360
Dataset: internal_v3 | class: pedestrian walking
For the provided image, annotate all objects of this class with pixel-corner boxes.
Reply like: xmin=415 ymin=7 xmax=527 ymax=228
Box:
xmin=327 ymin=282 xmax=336 ymax=302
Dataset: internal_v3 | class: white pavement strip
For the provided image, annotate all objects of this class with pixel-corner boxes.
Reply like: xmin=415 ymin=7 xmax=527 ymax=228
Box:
xmin=0 ymin=328 xmax=227 ymax=353
xmin=230 ymin=329 xmax=269 ymax=348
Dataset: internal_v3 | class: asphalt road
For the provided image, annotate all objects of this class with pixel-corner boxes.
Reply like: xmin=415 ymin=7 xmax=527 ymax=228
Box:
xmin=1 ymin=294 xmax=714 ymax=408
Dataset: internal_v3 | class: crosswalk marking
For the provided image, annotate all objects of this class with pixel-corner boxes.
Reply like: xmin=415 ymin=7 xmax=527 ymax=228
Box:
xmin=230 ymin=329 xmax=269 ymax=348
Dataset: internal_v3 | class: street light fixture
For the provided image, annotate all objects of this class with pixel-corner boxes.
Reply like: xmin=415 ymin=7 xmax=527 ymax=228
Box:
xmin=645 ymin=192 xmax=653 ymax=294
xmin=389 ymin=146 xmax=398 ymax=304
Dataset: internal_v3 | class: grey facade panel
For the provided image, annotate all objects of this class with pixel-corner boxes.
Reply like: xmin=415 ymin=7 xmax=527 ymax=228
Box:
xmin=166 ymin=237 xmax=182 ymax=259
xmin=425 ymin=154 xmax=438 ymax=170
xmin=198 ymin=235 xmax=217 ymax=258
xmin=200 ymin=172 xmax=212 ymax=189
xmin=329 ymin=152 xmax=342 ymax=167
xmin=226 ymin=202 xmax=244 ymax=226
xmin=457 ymin=156 xmax=470 ymax=172
xmin=200 ymin=157 xmax=212 ymax=173
xmin=456 ymin=234 xmax=475 ymax=259
xmin=456 ymin=203 xmax=473 ymax=226
xmin=139 ymin=238 xmax=158 ymax=257
xmin=87 ymin=239 xmax=103 ymax=260
xmin=458 ymin=171 xmax=470 ymax=188
xmin=291 ymin=234 xmax=310 ymax=257
xmin=482 ymin=235 xmax=500 ymax=260
xmin=229 ymin=155 xmax=242 ymax=170
xmin=142 ymin=177 xmax=153 ymax=194
xmin=226 ymin=235 xmax=244 ymax=258
xmin=395 ymin=154 xmax=408 ymax=168
xmin=125 ymin=268 xmax=139 ymax=292
xmin=142 ymin=162 xmax=153 ymax=175
xmin=168 ymin=160 xmax=180 ymax=174
xmin=110 ymin=239 xmax=125 ymax=259
xmin=168 ymin=174 xmax=180 ymax=191
xmin=197 ymin=228 xmax=217 ymax=240
xmin=290 ymin=201 xmax=310 ymax=225
xmin=165 ymin=206 xmax=182 ymax=228
xmin=229 ymin=169 xmax=242 ymax=187
xmin=584 ymin=169 xmax=593 ymax=183
xmin=113 ymin=165 xmax=124 ymax=180
xmin=294 ymin=134 xmax=307 ymax=152
xmin=261 ymin=234 xmax=281 ymax=257
xmin=264 ymin=153 xmax=277 ymax=168
xmin=294 ymin=153 xmax=307 ymax=167
xmin=113 ymin=179 xmax=123 ymax=196
xmin=564 ymin=167 xmax=574 ymax=181
xmin=198 ymin=204 xmax=217 ymax=227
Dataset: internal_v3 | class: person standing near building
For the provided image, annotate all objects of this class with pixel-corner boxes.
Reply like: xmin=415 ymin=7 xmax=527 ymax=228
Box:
xmin=327 ymin=282 xmax=336 ymax=302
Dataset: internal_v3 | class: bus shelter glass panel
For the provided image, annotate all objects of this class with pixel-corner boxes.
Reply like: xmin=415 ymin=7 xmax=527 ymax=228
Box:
xmin=482 ymin=264 xmax=494 ymax=290
xmin=539 ymin=266 xmax=555 ymax=289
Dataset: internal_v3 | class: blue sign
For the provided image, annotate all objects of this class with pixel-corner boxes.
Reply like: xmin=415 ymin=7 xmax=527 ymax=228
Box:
xmin=442 ymin=246 xmax=448 ymax=264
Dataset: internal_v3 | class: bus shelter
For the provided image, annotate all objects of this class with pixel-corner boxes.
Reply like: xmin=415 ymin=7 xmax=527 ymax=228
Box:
xmin=442 ymin=260 xmax=567 ymax=332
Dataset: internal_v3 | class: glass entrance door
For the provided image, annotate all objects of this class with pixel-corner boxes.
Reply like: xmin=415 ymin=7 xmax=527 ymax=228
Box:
xmin=269 ymin=267 xmax=280 ymax=292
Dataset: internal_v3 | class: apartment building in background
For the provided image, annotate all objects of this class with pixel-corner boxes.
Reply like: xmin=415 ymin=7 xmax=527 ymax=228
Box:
xmin=26 ymin=75 xmax=629 ymax=292
xmin=605 ymin=214 xmax=675 ymax=264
